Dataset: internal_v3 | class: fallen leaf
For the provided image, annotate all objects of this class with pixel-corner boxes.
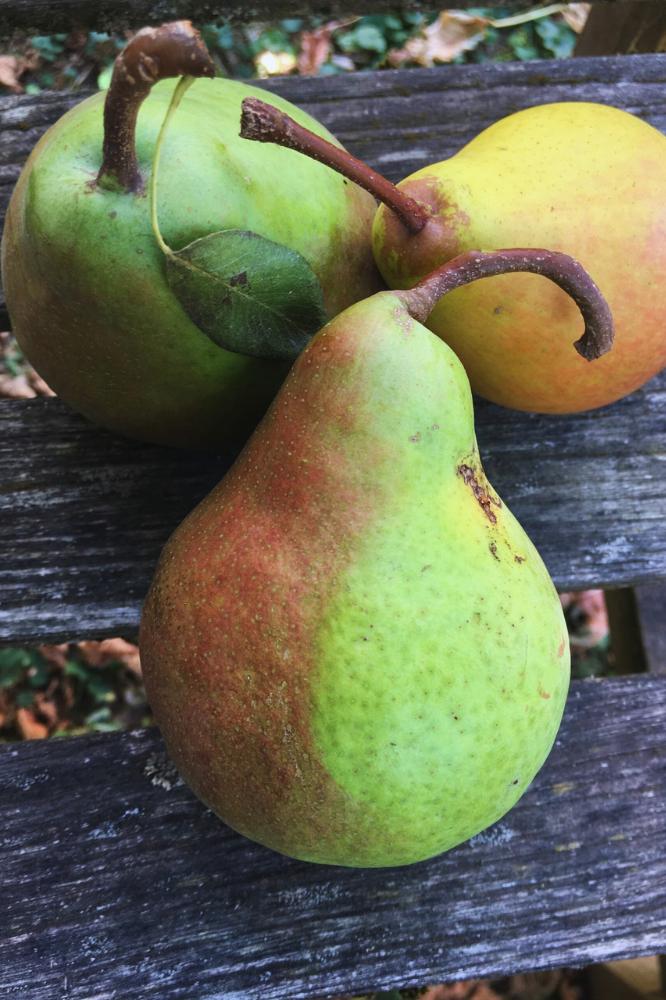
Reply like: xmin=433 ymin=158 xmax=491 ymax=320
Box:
xmin=38 ymin=643 xmax=71 ymax=670
xmin=389 ymin=11 xmax=490 ymax=67
xmin=0 ymin=55 xmax=25 ymax=93
xmin=0 ymin=373 xmax=35 ymax=398
xmin=27 ymin=369 xmax=55 ymax=397
xmin=0 ymin=50 xmax=38 ymax=93
xmin=0 ymin=690 xmax=9 ymax=728
xmin=33 ymin=692 xmax=59 ymax=727
xmin=298 ymin=23 xmax=336 ymax=75
xmin=505 ymin=971 xmax=562 ymax=999
xmin=16 ymin=707 xmax=49 ymax=739
xmin=562 ymin=3 xmax=591 ymax=33
xmin=77 ymin=641 xmax=106 ymax=668
xmin=78 ymin=638 xmax=141 ymax=673
xmin=98 ymin=638 xmax=141 ymax=674
xmin=470 ymin=987 xmax=501 ymax=1000
xmin=560 ymin=589 xmax=608 ymax=648
xmin=559 ymin=972 xmax=584 ymax=1000
xmin=421 ymin=983 xmax=481 ymax=1000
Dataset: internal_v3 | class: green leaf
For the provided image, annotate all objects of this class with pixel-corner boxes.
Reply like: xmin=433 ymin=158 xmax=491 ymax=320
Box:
xmin=0 ymin=648 xmax=38 ymax=687
xmin=535 ymin=17 xmax=575 ymax=58
xmin=64 ymin=659 xmax=90 ymax=681
xmin=339 ymin=22 xmax=388 ymax=54
xmin=507 ymin=26 xmax=540 ymax=61
xmin=165 ymin=229 xmax=327 ymax=361
xmin=149 ymin=77 xmax=324 ymax=361
xmin=27 ymin=660 xmax=50 ymax=688
xmin=30 ymin=34 xmax=66 ymax=61
xmin=281 ymin=18 xmax=303 ymax=32
xmin=85 ymin=706 xmax=113 ymax=726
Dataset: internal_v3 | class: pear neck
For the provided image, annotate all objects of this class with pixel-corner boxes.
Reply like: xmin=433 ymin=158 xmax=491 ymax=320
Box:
xmin=397 ymin=249 xmax=614 ymax=362
xmin=240 ymin=97 xmax=430 ymax=235
xmin=96 ymin=21 xmax=215 ymax=194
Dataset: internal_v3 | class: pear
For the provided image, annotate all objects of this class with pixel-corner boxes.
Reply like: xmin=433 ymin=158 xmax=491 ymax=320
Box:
xmin=240 ymin=97 xmax=665 ymax=414
xmin=0 ymin=23 xmax=379 ymax=448
xmin=139 ymin=248 xmax=610 ymax=867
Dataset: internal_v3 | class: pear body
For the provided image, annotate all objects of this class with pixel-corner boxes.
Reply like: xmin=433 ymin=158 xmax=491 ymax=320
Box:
xmin=140 ymin=292 xmax=569 ymax=866
xmin=1 ymin=79 xmax=379 ymax=447
xmin=373 ymin=102 xmax=666 ymax=413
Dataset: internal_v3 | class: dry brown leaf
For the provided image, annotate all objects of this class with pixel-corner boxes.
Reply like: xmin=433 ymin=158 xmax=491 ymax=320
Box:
xmin=33 ymin=692 xmax=59 ymax=727
xmin=0 ymin=373 xmax=35 ymax=399
xmin=298 ymin=24 xmax=335 ymax=75
xmin=560 ymin=589 xmax=608 ymax=648
xmin=27 ymin=368 xmax=55 ymax=397
xmin=0 ymin=50 xmax=38 ymax=93
xmin=389 ymin=11 xmax=489 ymax=68
xmin=99 ymin=637 xmax=141 ymax=674
xmin=38 ymin=643 xmax=71 ymax=670
xmin=77 ymin=640 xmax=106 ymax=668
xmin=470 ymin=986 xmax=501 ymax=1000
xmin=559 ymin=972 xmax=583 ymax=1000
xmin=505 ymin=971 xmax=562 ymax=999
xmin=0 ymin=55 xmax=24 ymax=92
xmin=562 ymin=3 xmax=591 ymax=34
xmin=421 ymin=982 xmax=481 ymax=1000
xmin=61 ymin=677 xmax=76 ymax=710
xmin=78 ymin=637 xmax=141 ymax=673
xmin=16 ymin=707 xmax=49 ymax=739
xmin=0 ymin=691 xmax=9 ymax=728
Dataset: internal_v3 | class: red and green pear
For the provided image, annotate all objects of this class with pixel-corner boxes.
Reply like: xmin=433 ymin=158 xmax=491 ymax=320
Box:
xmin=241 ymin=98 xmax=666 ymax=414
xmin=139 ymin=249 xmax=610 ymax=866
xmin=1 ymin=23 xmax=379 ymax=448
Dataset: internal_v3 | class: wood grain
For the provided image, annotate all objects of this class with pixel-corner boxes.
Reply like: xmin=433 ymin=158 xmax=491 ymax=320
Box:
xmin=575 ymin=0 xmax=666 ymax=56
xmin=1 ymin=675 xmax=664 ymax=999
xmin=636 ymin=583 xmax=666 ymax=674
xmin=1 ymin=368 xmax=665 ymax=644
xmin=0 ymin=0 xmax=626 ymax=39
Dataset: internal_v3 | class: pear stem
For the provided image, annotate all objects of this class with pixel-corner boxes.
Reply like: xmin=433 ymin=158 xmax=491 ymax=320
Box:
xmin=239 ymin=98 xmax=614 ymax=361
xmin=96 ymin=21 xmax=215 ymax=194
xmin=240 ymin=97 xmax=429 ymax=235
xmin=398 ymin=249 xmax=615 ymax=361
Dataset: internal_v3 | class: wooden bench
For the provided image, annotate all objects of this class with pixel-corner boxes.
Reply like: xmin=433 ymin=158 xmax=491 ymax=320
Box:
xmin=1 ymin=5 xmax=665 ymax=997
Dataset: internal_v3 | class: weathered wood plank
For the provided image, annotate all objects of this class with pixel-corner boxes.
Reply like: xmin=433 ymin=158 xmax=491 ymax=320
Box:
xmin=636 ymin=583 xmax=666 ymax=674
xmin=575 ymin=0 xmax=666 ymax=56
xmin=1 ymin=675 xmax=665 ymax=999
xmin=0 ymin=0 xmax=624 ymax=40
xmin=1 ymin=368 xmax=665 ymax=645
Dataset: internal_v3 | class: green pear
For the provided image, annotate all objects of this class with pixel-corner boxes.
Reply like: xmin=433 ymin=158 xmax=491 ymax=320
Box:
xmin=1 ymin=23 xmax=379 ymax=448
xmin=240 ymin=97 xmax=661 ymax=414
xmin=140 ymin=248 xmax=608 ymax=867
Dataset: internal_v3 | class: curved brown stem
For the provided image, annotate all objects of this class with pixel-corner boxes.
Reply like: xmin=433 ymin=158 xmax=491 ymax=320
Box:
xmin=97 ymin=21 xmax=215 ymax=194
xmin=240 ymin=97 xmax=430 ymax=234
xmin=398 ymin=249 xmax=614 ymax=361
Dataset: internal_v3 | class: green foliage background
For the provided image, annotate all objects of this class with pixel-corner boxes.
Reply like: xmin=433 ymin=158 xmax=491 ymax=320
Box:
xmin=7 ymin=7 xmax=579 ymax=94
